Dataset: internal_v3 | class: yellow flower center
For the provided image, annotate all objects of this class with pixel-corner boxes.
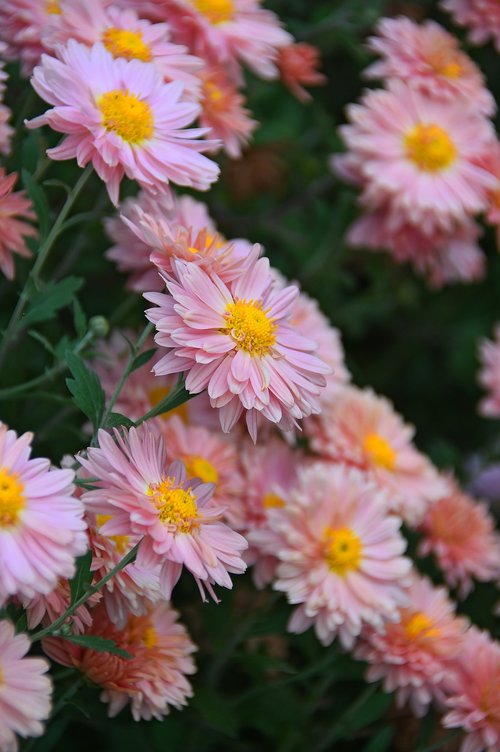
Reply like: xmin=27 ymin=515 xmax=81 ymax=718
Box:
xmin=404 ymin=122 xmax=457 ymax=172
xmin=191 ymin=0 xmax=234 ymax=24
xmin=263 ymin=492 xmax=285 ymax=509
xmin=46 ymin=0 xmax=61 ymax=14
xmin=98 ymin=90 xmax=154 ymax=145
xmin=403 ymin=612 xmax=441 ymax=641
xmin=203 ymin=79 xmax=225 ymax=109
xmin=96 ymin=514 xmax=130 ymax=554
xmin=184 ymin=455 xmax=219 ymax=485
xmin=142 ymin=626 xmax=157 ymax=649
xmin=223 ymin=300 xmax=277 ymax=357
xmin=102 ymin=27 xmax=152 ymax=62
xmin=427 ymin=48 xmax=463 ymax=79
xmin=363 ymin=433 xmax=396 ymax=471
xmin=324 ymin=527 xmax=362 ymax=575
xmin=148 ymin=385 xmax=189 ymax=422
xmin=148 ymin=478 xmax=199 ymax=533
xmin=0 ymin=467 xmax=26 ymax=528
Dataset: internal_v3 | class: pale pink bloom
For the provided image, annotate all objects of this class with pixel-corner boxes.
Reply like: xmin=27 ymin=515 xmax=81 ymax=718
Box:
xmin=482 ymin=141 xmax=500 ymax=250
xmin=0 ymin=170 xmax=37 ymax=280
xmin=277 ymin=42 xmax=326 ymax=103
xmin=44 ymin=602 xmax=196 ymax=721
xmin=27 ymin=41 xmax=219 ymax=205
xmin=442 ymin=0 xmax=500 ymax=52
xmin=145 ymin=257 xmax=330 ymax=440
xmin=0 ymin=422 xmax=87 ymax=606
xmin=45 ymin=0 xmax=203 ymax=98
xmin=0 ymin=0 xmax=58 ymax=76
xmin=79 ymin=425 xmax=247 ymax=602
xmin=159 ymin=0 xmax=292 ymax=82
xmin=355 ymin=574 xmax=468 ymax=717
xmin=337 ymin=82 xmax=496 ymax=234
xmin=366 ymin=17 xmax=495 ymax=115
xmin=418 ymin=483 xmax=500 ymax=597
xmin=442 ymin=627 xmax=500 ymax=752
xmin=306 ymin=386 xmax=446 ymax=526
xmin=0 ymin=621 xmax=52 ymax=752
xmin=0 ymin=42 xmax=8 ymax=97
xmin=266 ymin=462 xmax=411 ymax=648
xmin=478 ymin=324 xmax=500 ymax=417
xmin=198 ymin=66 xmax=257 ymax=158
xmin=0 ymin=105 xmax=13 ymax=157
xmin=23 ymin=579 xmax=95 ymax=633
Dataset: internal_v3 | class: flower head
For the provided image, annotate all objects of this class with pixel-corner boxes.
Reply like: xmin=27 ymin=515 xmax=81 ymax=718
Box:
xmin=277 ymin=43 xmax=326 ymax=102
xmin=27 ymin=41 xmax=219 ymax=205
xmin=23 ymin=578 xmax=95 ymax=634
xmin=0 ymin=0 xmax=58 ymax=76
xmin=478 ymin=324 xmax=500 ymax=418
xmin=442 ymin=0 xmax=500 ymax=52
xmin=0 ymin=621 xmax=52 ymax=752
xmin=0 ymin=422 xmax=87 ymax=606
xmin=0 ymin=170 xmax=37 ymax=280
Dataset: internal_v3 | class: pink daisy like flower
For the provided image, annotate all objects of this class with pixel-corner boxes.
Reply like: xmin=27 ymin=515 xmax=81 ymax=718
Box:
xmin=354 ymin=574 xmax=468 ymax=718
xmin=338 ymin=82 xmax=496 ymax=234
xmin=365 ymin=17 xmax=495 ymax=116
xmin=442 ymin=627 xmax=500 ymax=752
xmin=0 ymin=422 xmax=88 ymax=606
xmin=23 ymin=578 xmax=95 ymax=634
xmin=0 ymin=170 xmax=37 ymax=280
xmin=80 ymin=425 xmax=248 ymax=602
xmin=418 ymin=483 xmax=500 ymax=597
xmin=44 ymin=601 xmax=196 ymax=721
xmin=478 ymin=324 xmax=500 ymax=418
xmin=0 ymin=0 xmax=59 ymax=76
xmin=267 ymin=462 xmax=411 ymax=648
xmin=27 ymin=41 xmax=219 ymax=205
xmin=0 ymin=104 xmax=13 ymax=157
xmin=306 ymin=386 xmax=446 ymax=526
xmin=145 ymin=257 xmax=330 ymax=440
xmin=0 ymin=621 xmax=52 ymax=752
xmin=442 ymin=0 xmax=500 ymax=52
xmin=45 ymin=0 xmax=203 ymax=99
xmin=160 ymin=0 xmax=292 ymax=81
xmin=277 ymin=43 xmax=326 ymax=103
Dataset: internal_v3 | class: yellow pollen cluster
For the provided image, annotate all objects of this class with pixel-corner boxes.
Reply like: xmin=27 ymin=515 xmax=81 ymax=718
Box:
xmin=99 ymin=89 xmax=154 ymax=145
xmin=203 ymin=79 xmax=225 ymax=108
xmin=427 ymin=48 xmax=463 ymax=79
xmin=148 ymin=385 xmax=189 ymax=422
xmin=96 ymin=514 xmax=130 ymax=554
xmin=223 ymin=300 xmax=277 ymax=357
xmin=363 ymin=433 xmax=396 ymax=471
xmin=46 ymin=0 xmax=61 ymax=14
xmin=262 ymin=492 xmax=285 ymax=509
xmin=0 ymin=467 xmax=25 ymax=528
xmin=404 ymin=612 xmax=440 ymax=641
xmin=324 ymin=527 xmax=363 ymax=576
xmin=102 ymin=27 xmax=152 ymax=62
xmin=404 ymin=122 xmax=457 ymax=172
xmin=148 ymin=478 xmax=199 ymax=532
xmin=184 ymin=455 xmax=219 ymax=485
xmin=192 ymin=0 xmax=235 ymax=24
xmin=142 ymin=625 xmax=158 ymax=649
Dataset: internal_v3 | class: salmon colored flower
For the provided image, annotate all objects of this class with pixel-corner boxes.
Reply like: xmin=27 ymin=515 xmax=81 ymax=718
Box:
xmin=478 ymin=324 xmax=500 ymax=418
xmin=277 ymin=43 xmax=326 ymax=103
xmin=442 ymin=0 xmax=500 ymax=52
xmin=23 ymin=579 xmax=95 ymax=634
xmin=27 ymin=41 xmax=219 ymax=205
xmin=0 ymin=170 xmax=37 ymax=280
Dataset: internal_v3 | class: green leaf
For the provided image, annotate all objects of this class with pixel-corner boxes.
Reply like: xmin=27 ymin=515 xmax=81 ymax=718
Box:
xmin=65 ymin=351 xmax=105 ymax=430
xmin=69 ymin=550 xmax=93 ymax=605
xmin=27 ymin=329 xmax=56 ymax=356
xmin=192 ymin=688 xmax=239 ymax=738
xmin=24 ymin=276 xmax=84 ymax=327
xmin=348 ymin=690 xmax=393 ymax=732
xmin=73 ymin=299 xmax=87 ymax=339
xmin=363 ymin=727 xmax=394 ymax=752
xmin=104 ymin=412 xmax=135 ymax=429
xmin=22 ymin=168 xmax=50 ymax=238
xmin=62 ymin=634 xmax=132 ymax=659
xmin=130 ymin=348 xmax=157 ymax=373
xmin=136 ymin=381 xmax=192 ymax=424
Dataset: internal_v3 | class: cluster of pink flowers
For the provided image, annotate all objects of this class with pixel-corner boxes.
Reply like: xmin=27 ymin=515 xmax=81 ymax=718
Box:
xmin=334 ymin=15 xmax=500 ymax=287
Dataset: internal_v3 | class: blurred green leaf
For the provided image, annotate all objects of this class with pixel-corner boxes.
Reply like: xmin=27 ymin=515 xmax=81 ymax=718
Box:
xmin=70 ymin=550 xmax=93 ymax=605
xmin=22 ymin=168 xmax=50 ymax=238
xmin=24 ymin=277 xmax=84 ymax=327
xmin=65 ymin=350 xmax=105 ymax=430
xmin=62 ymin=634 xmax=132 ymax=659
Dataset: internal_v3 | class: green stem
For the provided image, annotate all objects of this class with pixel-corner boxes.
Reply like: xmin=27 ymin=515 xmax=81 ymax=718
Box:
xmin=314 ymin=683 xmax=378 ymax=751
xmin=30 ymin=543 xmax=139 ymax=642
xmin=0 ymin=165 xmax=93 ymax=369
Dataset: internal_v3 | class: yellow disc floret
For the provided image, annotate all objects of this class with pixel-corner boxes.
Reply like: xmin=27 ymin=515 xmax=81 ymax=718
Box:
xmin=96 ymin=514 xmax=130 ymax=554
xmin=46 ymin=0 xmax=61 ymax=14
xmin=99 ymin=90 xmax=154 ymax=145
xmin=223 ymin=300 xmax=277 ymax=357
xmin=102 ymin=28 xmax=152 ymax=62
xmin=0 ymin=467 xmax=25 ymax=528
xmin=363 ymin=433 xmax=396 ymax=471
xmin=192 ymin=0 xmax=235 ymax=25
xmin=148 ymin=478 xmax=199 ymax=533
xmin=324 ymin=527 xmax=363 ymax=576
xmin=404 ymin=122 xmax=457 ymax=172
xmin=262 ymin=492 xmax=285 ymax=509
xmin=184 ymin=455 xmax=219 ymax=485
xmin=404 ymin=612 xmax=440 ymax=641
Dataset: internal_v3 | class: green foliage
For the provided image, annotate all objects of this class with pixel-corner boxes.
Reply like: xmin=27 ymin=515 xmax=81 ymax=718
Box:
xmin=65 ymin=351 xmax=105 ymax=431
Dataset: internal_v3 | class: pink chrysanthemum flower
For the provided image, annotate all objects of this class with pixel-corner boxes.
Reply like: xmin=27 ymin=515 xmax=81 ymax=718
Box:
xmin=442 ymin=0 xmax=500 ymax=52
xmin=338 ymin=82 xmax=496 ymax=234
xmin=23 ymin=579 xmax=95 ymax=634
xmin=0 ymin=170 xmax=37 ymax=280
xmin=45 ymin=0 xmax=203 ymax=99
xmin=355 ymin=574 xmax=468 ymax=717
xmin=365 ymin=17 xmax=495 ymax=115
xmin=80 ymin=425 xmax=247 ymax=602
xmin=27 ymin=41 xmax=219 ymax=205
xmin=418 ymin=483 xmax=500 ymax=597
xmin=0 ymin=0 xmax=59 ymax=76
xmin=145 ymin=257 xmax=330 ymax=440
xmin=0 ymin=621 xmax=52 ymax=752
xmin=198 ymin=66 xmax=257 ymax=158
xmin=277 ymin=43 xmax=326 ymax=103
xmin=306 ymin=386 xmax=446 ymax=526
xmin=44 ymin=602 xmax=196 ymax=721
xmin=478 ymin=324 xmax=500 ymax=418
xmin=159 ymin=0 xmax=292 ymax=81
xmin=0 ymin=422 xmax=87 ymax=606
xmin=442 ymin=627 xmax=500 ymax=752
xmin=0 ymin=44 xmax=13 ymax=156
xmin=266 ymin=462 xmax=411 ymax=648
